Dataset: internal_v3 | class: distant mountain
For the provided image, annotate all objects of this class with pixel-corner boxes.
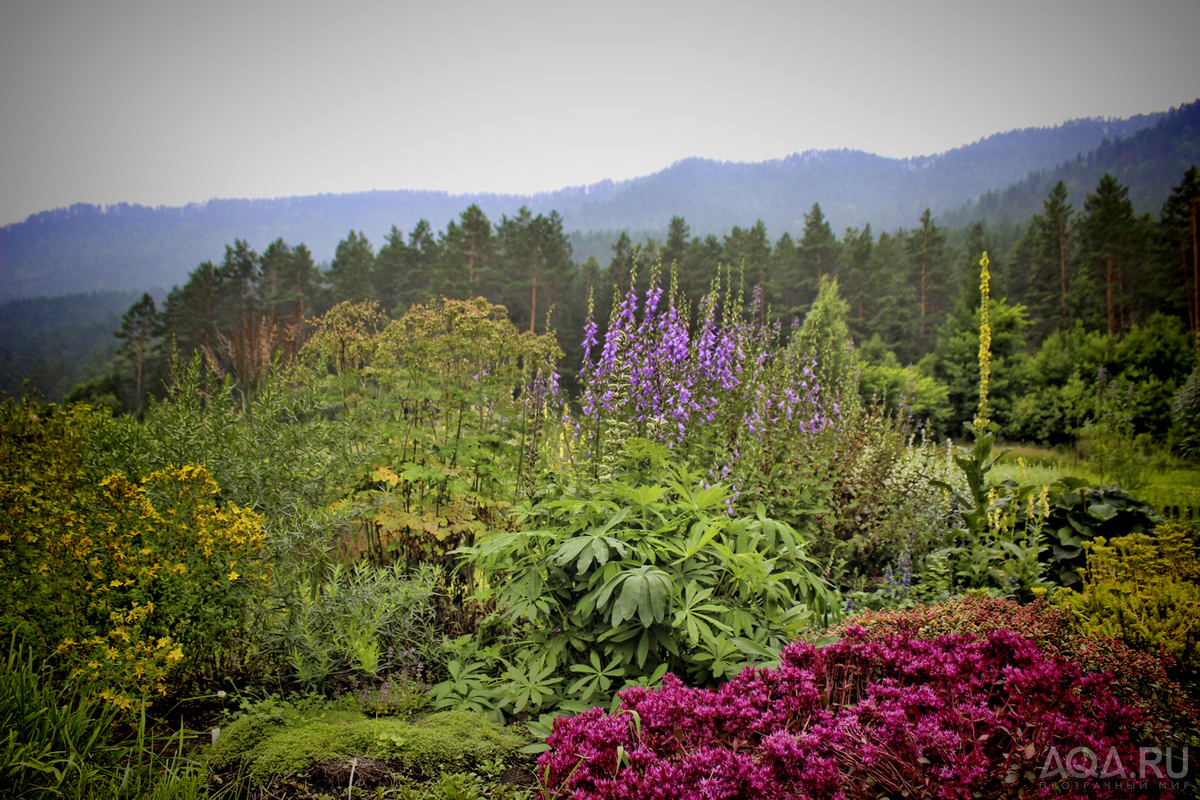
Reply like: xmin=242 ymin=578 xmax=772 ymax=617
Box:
xmin=943 ymin=102 xmax=1200 ymax=227
xmin=1 ymin=105 xmax=1190 ymax=301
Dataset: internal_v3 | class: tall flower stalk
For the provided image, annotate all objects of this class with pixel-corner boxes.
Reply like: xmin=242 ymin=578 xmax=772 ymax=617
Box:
xmin=573 ymin=259 xmax=835 ymax=496
xmin=975 ymin=252 xmax=992 ymax=432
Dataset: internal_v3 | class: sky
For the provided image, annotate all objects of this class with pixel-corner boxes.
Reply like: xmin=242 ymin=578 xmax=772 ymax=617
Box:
xmin=2 ymin=0 xmax=1199 ymax=227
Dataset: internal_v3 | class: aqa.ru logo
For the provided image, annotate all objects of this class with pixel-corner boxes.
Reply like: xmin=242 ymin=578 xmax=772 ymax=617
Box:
xmin=1041 ymin=745 xmax=1190 ymax=782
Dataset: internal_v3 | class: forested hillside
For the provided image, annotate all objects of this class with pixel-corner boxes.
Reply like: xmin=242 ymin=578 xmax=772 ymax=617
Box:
xmin=0 ymin=290 xmax=146 ymax=401
xmin=947 ymin=102 xmax=1200 ymax=227
xmin=37 ymin=159 xmax=1195 ymax=464
xmin=0 ymin=108 xmax=1177 ymax=301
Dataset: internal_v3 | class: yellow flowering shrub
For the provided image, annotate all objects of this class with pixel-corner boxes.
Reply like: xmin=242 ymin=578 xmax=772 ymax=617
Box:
xmin=1 ymin=397 xmax=270 ymax=708
xmin=1056 ymin=522 xmax=1199 ymax=681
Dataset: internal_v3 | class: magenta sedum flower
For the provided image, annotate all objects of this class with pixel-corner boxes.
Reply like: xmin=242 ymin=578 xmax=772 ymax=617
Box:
xmin=538 ymin=629 xmax=1170 ymax=799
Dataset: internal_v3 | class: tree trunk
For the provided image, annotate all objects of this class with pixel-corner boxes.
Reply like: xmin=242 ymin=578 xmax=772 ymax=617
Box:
xmin=1059 ymin=218 xmax=1068 ymax=326
xmin=1192 ymin=194 xmax=1199 ymax=348
xmin=1106 ymin=255 xmax=1116 ymax=334
xmin=529 ymin=270 xmax=538 ymax=334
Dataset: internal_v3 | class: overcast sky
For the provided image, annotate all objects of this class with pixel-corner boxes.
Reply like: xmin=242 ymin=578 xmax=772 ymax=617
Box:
xmin=2 ymin=0 xmax=1198 ymax=227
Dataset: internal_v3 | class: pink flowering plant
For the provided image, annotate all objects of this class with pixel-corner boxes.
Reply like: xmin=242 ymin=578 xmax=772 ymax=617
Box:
xmin=538 ymin=627 xmax=1173 ymax=799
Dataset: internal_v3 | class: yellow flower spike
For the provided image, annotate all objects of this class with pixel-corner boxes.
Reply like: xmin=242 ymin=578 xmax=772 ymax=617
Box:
xmin=974 ymin=252 xmax=992 ymax=431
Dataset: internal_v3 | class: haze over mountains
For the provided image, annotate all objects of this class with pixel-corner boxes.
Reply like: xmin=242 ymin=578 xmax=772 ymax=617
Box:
xmin=2 ymin=102 xmax=1198 ymax=302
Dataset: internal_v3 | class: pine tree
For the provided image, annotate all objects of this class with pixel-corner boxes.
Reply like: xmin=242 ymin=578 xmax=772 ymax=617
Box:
xmin=663 ymin=216 xmax=690 ymax=270
xmin=162 ymin=260 xmax=220 ymax=355
xmin=1041 ymin=181 xmax=1075 ymax=330
xmin=454 ymin=204 xmax=496 ymax=300
xmin=216 ymin=239 xmax=260 ymax=325
xmin=906 ymin=209 xmax=947 ymax=351
xmin=837 ymin=225 xmax=874 ymax=343
xmin=1159 ymin=166 xmax=1200 ymax=349
xmin=326 ymin=231 xmax=376 ymax=305
xmin=405 ymin=219 xmax=439 ymax=306
xmin=115 ymin=293 xmax=162 ymax=410
xmin=799 ymin=203 xmax=839 ymax=306
xmin=498 ymin=207 xmax=573 ymax=333
xmin=771 ymin=231 xmax=800 ymax=319
xmin=260 ymin=238 xmax=317 ymax=318
xmin=609 ymin=231 xmax=635 ymax=295
xmin=1078 ymin=175 xmax=1140 ymax=333
xmin=375 ymin=226 xmax=409 ymax=311
xmin=868 ymin=231 xmax=918 ymax=363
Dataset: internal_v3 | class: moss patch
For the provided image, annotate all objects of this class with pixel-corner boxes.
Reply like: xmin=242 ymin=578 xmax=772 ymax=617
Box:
xmin=207 ymin=713 xmax=286 ymax=771
xmin=373 ymin=710 xmax=527 ymax=778
xmin=208 ymin=707 xmax=526 ymax=789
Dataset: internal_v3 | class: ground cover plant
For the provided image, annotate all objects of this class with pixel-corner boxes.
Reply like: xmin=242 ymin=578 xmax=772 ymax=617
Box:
xmin=537 ymin=627 xmax=1180 ymax=799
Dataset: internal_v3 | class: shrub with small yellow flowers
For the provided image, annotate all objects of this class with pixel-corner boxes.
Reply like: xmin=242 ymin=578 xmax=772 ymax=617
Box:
xmin=1 ymin=397 xmax=270 ymax=709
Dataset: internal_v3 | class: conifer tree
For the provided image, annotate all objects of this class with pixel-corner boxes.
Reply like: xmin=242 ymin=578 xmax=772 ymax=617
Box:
xmin=498 ymin=207 xmax=573 ymax=333
xmin=798 ymin=203 xmax=839 ymax=305
xmin=374 ymin=226 xmax=409 ymax=311
xmin=1160 ymin=166 xmax=1200 ymax=349
xmin=436 ymin=204 xmax=495 ymax=301
xmin=1079 ymin=175 xmax=1140 ymax=333
xmin=906 ymin=209 xmax=947 ymax=351
xmin=1039 ymin=181 xmax=1075 ymax=330
xmin=115 ymin=292 xmax=162 ymax=410
xmin=326 ymin=231 xmax=376 ymax=305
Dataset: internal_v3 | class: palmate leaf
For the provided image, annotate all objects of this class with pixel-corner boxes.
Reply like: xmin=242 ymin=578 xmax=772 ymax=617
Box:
xmin=566 ymin=651 xmax=626 ymax=702
xmin=604 ymin=566 xmax=672 ymax=627
xmin=551 ymin=508 xmax=633 ymax=574
xmin=673 ymin=582 xmax=732 ymax=647
xmin=668 ymin=476 xmax=729 ymax=514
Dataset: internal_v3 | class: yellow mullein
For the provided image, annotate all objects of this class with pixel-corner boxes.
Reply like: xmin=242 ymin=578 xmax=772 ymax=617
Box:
xmin=974 ymin=252 xmax=992 ymax=431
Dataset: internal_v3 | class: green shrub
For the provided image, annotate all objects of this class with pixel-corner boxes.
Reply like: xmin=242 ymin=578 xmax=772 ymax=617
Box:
xmin=0 ymin=397 xmax=271 ymax=706
xmin=274 ymin=562 xmax=441 ymax=690
xmin=1056 ymin=522 xmax=1200 ymax=684
xmin=447 ymin=453 xmax=838 ymax=722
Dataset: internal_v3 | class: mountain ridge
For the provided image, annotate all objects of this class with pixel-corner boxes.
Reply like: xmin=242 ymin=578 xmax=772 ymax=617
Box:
xmin=1 ymin=105 xmax=1191 ymax=301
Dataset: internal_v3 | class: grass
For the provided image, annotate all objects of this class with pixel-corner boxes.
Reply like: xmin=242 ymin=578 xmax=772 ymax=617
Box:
xmin=991 ymin=442 xmax=1200 ymax=522
xmin=0 ymin=636 xmax=230 ymax=800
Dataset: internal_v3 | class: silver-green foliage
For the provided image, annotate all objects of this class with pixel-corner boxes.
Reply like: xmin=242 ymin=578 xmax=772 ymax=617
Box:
xmin=277 ymin=563 xmax=441 ymax=690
